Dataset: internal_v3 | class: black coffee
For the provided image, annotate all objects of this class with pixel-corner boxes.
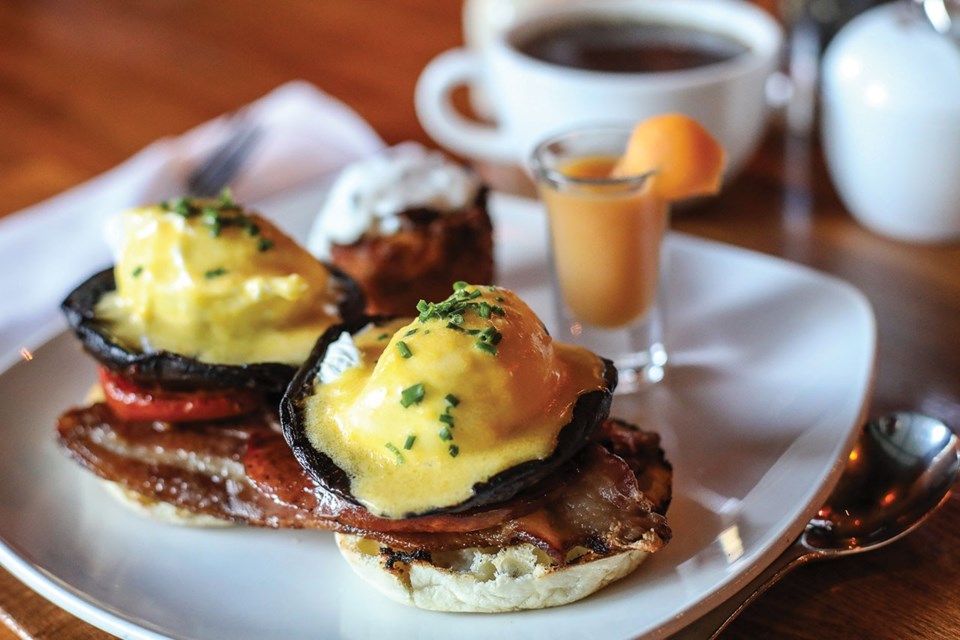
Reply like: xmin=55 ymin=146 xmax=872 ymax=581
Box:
xmin=516 ymin=20 xmax=750 ymax=73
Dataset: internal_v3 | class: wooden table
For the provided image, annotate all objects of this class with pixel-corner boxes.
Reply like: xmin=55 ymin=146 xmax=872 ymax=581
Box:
xmin=1 ymin=1 xmax=958 ymax=638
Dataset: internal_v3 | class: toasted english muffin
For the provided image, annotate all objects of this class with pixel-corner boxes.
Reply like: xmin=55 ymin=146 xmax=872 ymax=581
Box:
xmin=336 ymin=535 xmax=650 ymax=612
xmin=101 ymin=482 xmax=236 ymax=527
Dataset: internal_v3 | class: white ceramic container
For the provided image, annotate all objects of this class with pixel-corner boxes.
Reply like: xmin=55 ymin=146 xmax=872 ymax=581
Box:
xmin=821 ymin=2 xmax=960 ymax=242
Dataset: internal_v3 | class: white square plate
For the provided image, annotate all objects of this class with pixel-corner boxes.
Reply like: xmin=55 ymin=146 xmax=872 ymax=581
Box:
xmin=0 ymin=191 xmax=874 ymax=639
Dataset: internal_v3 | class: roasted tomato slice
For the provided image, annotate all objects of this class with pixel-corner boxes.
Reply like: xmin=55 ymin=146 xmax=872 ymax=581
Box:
xmin=98 ymin=366 xmax=261 ymax=423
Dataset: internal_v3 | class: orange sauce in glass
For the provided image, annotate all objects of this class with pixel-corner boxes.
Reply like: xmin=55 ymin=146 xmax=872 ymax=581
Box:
xmin=541 ymin=155 xmax=667 ymax=328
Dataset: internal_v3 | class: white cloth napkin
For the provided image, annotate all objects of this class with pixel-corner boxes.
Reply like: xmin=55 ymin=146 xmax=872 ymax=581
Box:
xmin=0 ymin=81 xmax=384 ymax=361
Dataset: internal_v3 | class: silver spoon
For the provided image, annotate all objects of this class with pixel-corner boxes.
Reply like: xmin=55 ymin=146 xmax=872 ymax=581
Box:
xmin=672 ymin=412 xmax=960 ymax=640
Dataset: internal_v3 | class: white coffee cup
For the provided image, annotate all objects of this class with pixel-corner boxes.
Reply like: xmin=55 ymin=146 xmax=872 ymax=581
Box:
xmin=821 ymin=2 xmax=960 ymax=243
xmin=416 ymin=0 xmax=783 ymax=176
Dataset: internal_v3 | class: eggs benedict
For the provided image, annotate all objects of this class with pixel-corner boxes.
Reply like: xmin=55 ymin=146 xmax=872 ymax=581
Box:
xmin=56 ymin=272 xmax=671 ymax=610
xmin=280 ymin=283 xmax=672 ymax=611
xmin=56 ymin=194 xmax=364 ymax=520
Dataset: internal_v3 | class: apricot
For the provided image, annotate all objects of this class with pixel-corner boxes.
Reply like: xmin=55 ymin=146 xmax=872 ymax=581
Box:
xmin=613 ymin=113 xmax=726 ymax=201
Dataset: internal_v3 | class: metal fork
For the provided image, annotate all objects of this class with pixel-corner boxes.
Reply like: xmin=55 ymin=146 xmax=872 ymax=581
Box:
xmin=186 ymin=117 xmax=263 ymax=197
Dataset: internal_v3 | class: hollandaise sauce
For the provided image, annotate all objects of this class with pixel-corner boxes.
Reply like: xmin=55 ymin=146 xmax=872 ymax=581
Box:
xmin=94 ymin=199 xmax=343 ymax=366
xmin=302 ymin=285 xmax=607 ymax=519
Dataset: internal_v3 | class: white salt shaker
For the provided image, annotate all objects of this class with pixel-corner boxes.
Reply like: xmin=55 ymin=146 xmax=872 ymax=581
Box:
xmin=820 ymin=1 xmax=960 ymax=242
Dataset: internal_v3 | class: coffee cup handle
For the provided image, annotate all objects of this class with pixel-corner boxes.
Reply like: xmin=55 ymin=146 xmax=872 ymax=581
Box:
xmin=415 ymin=48 xmax=515 ymax=164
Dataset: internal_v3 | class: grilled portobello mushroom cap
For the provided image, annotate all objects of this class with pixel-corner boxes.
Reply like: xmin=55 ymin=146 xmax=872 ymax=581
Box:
xmin=61 ymin=265 xmax=365 ymax=394
xmin=280 ymin=315 xmax=617 ymax=518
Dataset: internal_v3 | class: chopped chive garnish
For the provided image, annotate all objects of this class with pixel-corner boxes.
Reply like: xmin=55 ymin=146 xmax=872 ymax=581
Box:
xmin=204 ymin=267 xmax=228 ymax=279
xmin=400 ymin=382 xmax=425 ymax=408
xmin=384 ymin=442 xmax=404 ymax=464
xmin=158 ymin=193 xmax=273 ymax=251
xmin=445 ymin=393 xmax=460 ymax=407
xmin=445 ymin=322 xmax=465 ymax=332
xmin=475 ymin=341 xmax=497 ymax=356
xmin=404 ymin=328 xmax=418 ymax=337
xmin=166 ymin=197 xmax=191 ymax=217
xmin=378 ymin=333 xmax=390 ymax=341
xmin=397 ymin=341 xmax=412 ymax=359
xmin=439 ymin=413 xmax=454 ymax=426
xmin=448 ymin=444 xmax=460 ymax=457
xmin=219 ymin=187 xmax=236 ymax=208
xmin=496 ymin=296 xmax=505 ymax=302
xmin=466 ymin=329 xmax=481 ymax=335
xmin=453 ymin=281 xmax=468 ymax=290
xmin=416 ymin=285 xmax=507 ymax=327
xmin=403 ymin=434 xmax=416 ymax=450
xmin=131 ymin=266 xmax=144 ymax=278
xmin=438 ymin=426 xmax=453 ymax=441
xmin=480 ymin=327 xmax=502 ymax=344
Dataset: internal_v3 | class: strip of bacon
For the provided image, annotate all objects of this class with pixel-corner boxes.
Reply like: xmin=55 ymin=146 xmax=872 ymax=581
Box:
xmin=56 ymin=403 xmax=311 ymax=527
xmin=337 ymin=443 xmax=671 ymax=562
xmin=57 ymin=405 xmax=671 ymax=563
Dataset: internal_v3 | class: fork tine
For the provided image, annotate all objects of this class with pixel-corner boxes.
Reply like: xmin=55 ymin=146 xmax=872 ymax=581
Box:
xmin=186 ymin=121 xmax=263 ymax=198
